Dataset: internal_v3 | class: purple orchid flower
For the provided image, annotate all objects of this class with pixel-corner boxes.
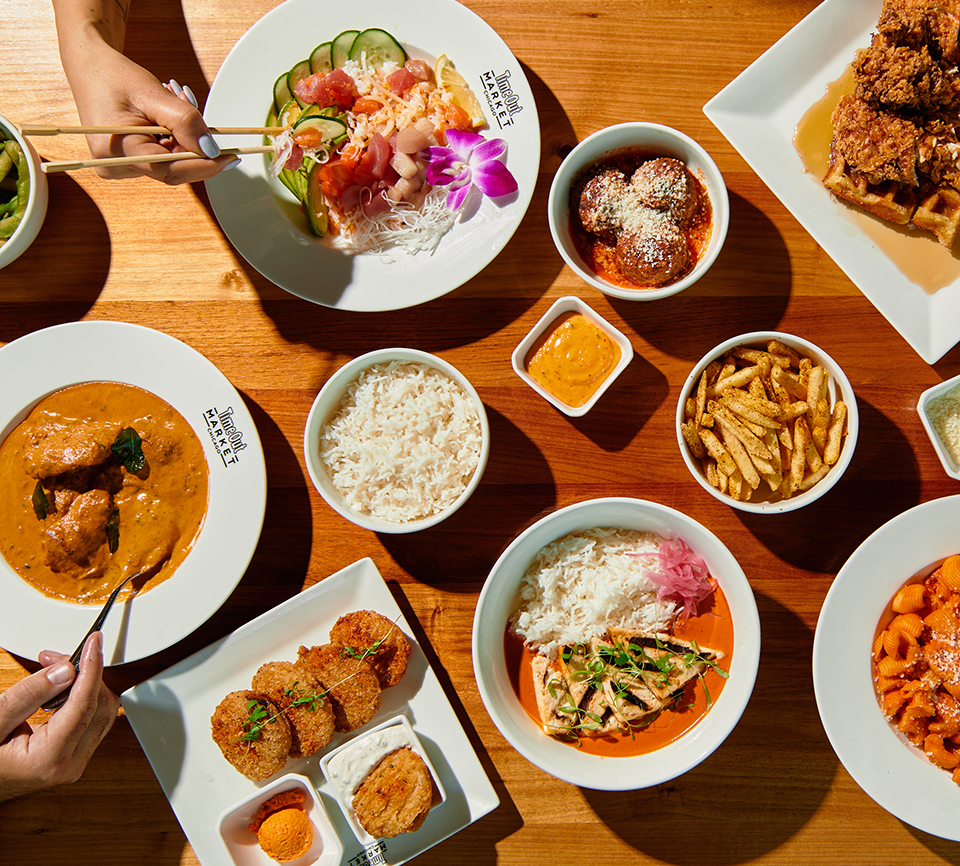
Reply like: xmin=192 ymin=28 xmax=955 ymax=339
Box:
xmin=423 ymin=129 xmax=518 ymax=210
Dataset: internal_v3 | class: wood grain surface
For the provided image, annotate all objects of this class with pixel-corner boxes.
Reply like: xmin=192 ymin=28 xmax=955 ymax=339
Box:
xmin=2 ymin=0 xmax=960 ymax=864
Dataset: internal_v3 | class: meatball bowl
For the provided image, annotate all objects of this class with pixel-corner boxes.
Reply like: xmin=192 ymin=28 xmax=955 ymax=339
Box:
xmin=548 ymin=123 xmax=729 ymax=301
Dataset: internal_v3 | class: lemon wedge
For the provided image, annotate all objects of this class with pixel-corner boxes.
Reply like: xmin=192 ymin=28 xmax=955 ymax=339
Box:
xmin=436 ymin=54 xmax=486 ymax=127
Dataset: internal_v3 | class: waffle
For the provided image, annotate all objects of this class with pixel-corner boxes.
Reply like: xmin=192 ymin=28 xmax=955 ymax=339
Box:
xmin=823 ymin=152 xmax=917 ymax=225
xmin=911 ymin=185 xmax=960 ymax=246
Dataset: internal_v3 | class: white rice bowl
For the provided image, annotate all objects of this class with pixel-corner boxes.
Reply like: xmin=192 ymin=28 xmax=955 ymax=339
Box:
xmin=473 ymin=497 xmax=761 ymax=789
xmin=304 ymin=348 xmax=490 ymax=533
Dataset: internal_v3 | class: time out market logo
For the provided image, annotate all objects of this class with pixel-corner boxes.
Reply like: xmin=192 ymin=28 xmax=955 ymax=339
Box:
xmin=480 ymin=68 xmax=524 ymax=130
xmin=203 ymin=406 xmax=249 ymax=468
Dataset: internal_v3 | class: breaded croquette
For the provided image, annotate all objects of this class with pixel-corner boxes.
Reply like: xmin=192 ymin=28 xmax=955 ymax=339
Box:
xmin=210 ymin=690 xmax=292 ymax=780
xmin=297 ymin=643 xmax=381 ymax=732
xmin=251 ymin=661 xmax=335 ymax=758
xmin=330 ymin=610 xmax=411 ymax=688
xmin=352 ymin=747 xmax=433 ymax=838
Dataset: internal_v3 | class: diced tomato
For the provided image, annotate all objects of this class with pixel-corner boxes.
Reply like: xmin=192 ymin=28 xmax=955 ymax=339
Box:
xmin=294 ymin=68 xmax=357 ymax=110
xmin=386 ymin=67 xmax=417 ymax=96
xmin=352 ymin=97 xmax=381 ymax=115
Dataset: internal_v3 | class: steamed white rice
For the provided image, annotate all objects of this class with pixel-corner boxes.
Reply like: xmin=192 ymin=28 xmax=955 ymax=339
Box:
xmin=512 ymin=527 xmax=676 ymax=659
xmin=319 ymin=360 xmax=482 ymax=523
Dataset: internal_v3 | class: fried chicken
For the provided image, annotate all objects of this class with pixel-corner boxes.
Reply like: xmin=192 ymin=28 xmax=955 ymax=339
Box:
xmin=854 ymin=42 xmax=960 ymax=112
xmin=830 ymin=95 xmax=923 ymax=186
xmin=876 ymin=0 xmax=960 ymax=64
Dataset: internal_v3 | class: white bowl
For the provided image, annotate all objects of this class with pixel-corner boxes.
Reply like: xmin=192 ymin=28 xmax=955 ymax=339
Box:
xmin=217 ymin=772 xmax=343 ymax=866
xmin=303 ymin=348 xmax=490 ymax=533
xmin=917 ymin=373 xmax=960 ymax=481
xmin=547 ymin=122 xmax=729 ymax=300
xmin=0 ymin=113 xmax=48 ymax=269
xmin=677 ymin=331 xmax=859 ymax=513
xmin=510 ymin=296 xmax=633 ymax=417
xmin=472 ymin=497 xmax=761 ymax=790
xmin=319 ymin=714 xmax=445 ymax=844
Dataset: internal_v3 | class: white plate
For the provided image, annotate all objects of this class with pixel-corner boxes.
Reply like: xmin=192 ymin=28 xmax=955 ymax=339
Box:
xmin=0 ymin=321 xmax=266 ymax=665
xmin=813 ymin=495 xmax=960 ymax=840
xmin=703 ymin=0 xmax=960 ymax=365
xmin=204 ymin=0 xmax=540 ymax=311
xmin=121 ymin=558 xmax=499 ymax=866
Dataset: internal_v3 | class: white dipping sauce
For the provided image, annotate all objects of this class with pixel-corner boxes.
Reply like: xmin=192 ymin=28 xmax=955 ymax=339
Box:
xmin=326 ymin=724 xmax=414 ymax=799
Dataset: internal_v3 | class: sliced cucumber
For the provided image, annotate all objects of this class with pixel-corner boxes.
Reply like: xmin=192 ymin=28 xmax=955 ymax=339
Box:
xmin=287 ymin=59 xmax=313 ymax=108
xmin=276 ymin=99 xmax=303 ymax=128
xmin=349 ymin=28 xmax=407 ymax=66
xmin=331 ymin=29 xmax=360 ymax=68
xmin=310 ymin=41 xmax=333 ymax=75
xmin=305 ymin=161 xmax=329 ymax=237
xmin=273 ymin=73 xmax=294 ymax=113
xmin=292 ymin=115 xmax=348 ymax=147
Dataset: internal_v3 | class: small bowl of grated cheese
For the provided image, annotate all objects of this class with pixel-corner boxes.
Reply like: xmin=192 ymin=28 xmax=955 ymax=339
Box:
xmin=304 ymin=348 xmax=490 ymax=533
xmin=918 ymin=373 xmax=960 ymax=481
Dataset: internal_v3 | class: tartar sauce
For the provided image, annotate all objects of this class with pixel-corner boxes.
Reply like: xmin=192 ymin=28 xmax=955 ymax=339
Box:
xmin=326 ymin=724 xmax=413 ymax=798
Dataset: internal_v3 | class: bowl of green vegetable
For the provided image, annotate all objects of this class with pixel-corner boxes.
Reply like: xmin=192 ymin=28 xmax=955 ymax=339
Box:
xmin=0 ymin=113 xmax=48 ymax=270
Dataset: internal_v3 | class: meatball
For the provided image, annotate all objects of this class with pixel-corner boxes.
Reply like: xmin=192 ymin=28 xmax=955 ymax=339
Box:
xmin=630 ymin=157 xmax=699 ymax=223
xmin=578 ymin=169 xmax=629 ymax=239
xmin=615 ymin=222 xmax=689 ymax=287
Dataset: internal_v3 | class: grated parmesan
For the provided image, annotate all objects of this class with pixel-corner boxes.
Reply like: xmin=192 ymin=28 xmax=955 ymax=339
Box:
xmin=319 ymin=361 xmax=482 ymax=523
xmin=927 ymin=382 xmax=960 ymax=467
xmin=512 ymin=528 xmax=678 ymax=660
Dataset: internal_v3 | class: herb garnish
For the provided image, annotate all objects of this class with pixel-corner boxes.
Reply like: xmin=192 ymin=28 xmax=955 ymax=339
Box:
xmin=239 ymin=699 xmax=273 ymax=742
xmin=112 ymin=427 xmax=145 ymax=473
xmin=105 ymin=509 xmax=120 ymax=554
xmin=31 ymin=481 xmax=52 ymax=519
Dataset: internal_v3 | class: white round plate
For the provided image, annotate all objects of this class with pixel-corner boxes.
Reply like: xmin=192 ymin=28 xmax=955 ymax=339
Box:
xmin=0 ymin=322 xmax=267 ymax=665
xmin=813 ymin=495 xmax=960 ymax=840
xmin=204 ymin=0 xmax=540 ymax=311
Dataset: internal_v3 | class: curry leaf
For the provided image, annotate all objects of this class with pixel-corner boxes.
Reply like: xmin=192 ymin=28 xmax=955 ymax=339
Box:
xmin=32 ymin=481 xmax=51 ymax=519
xmin=112 ymin=427 xmax=145 ymax=473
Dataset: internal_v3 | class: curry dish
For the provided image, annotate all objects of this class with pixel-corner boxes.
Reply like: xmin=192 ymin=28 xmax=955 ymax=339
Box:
xmin=0 ymin=382 xmax=208 ymax=604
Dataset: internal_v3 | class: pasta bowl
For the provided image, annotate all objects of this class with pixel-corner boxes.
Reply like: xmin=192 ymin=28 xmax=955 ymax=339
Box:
xmin=304 ymin=348 xmax=490 ymax=534
xmin=472 ymin=497 xmax=760 ymax=790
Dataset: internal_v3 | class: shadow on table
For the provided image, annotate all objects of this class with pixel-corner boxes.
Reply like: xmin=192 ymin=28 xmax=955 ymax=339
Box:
xmin=582 ymin=590 xmax=833 ymax=864
xmin=904 ymin=825 xmax=960 ymax=863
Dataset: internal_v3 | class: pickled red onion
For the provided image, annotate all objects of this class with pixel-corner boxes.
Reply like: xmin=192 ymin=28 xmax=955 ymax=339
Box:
xmin=631 ymin=537 xmax=716 ymax=621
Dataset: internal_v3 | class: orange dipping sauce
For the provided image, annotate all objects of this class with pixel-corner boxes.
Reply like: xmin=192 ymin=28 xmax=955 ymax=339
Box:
xmin=525 ymin=312 xmax=621 ymax=408
xmin=505 ymin=586 xmax=735 ymax=757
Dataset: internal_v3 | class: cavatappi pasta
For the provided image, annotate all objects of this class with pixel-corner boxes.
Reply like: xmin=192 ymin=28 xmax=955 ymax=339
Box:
xmin=873 ymin=554 xmax=960 ymax=785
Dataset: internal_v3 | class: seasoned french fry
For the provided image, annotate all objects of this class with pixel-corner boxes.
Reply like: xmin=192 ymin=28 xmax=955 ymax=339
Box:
xmin=695 ymin=368 xmax=710 ymax=426
xmin=728 ymin=470 xmax=745 ymax=501
xmin=798 ymin=464 xmax=831 ymax=491
xmin=681 ymin=419 xmax=706 ymax=458
xmin=708 ymin=400 xmax=772 ymax=460
xmin=766 ymin=339 xmax=803 ymax=367
xmin=703 ymin=457 xmax=721 ymax=489
xmin=777 ymin=400 xmax=809 ymax=423
xmin=805 ymin=439 xmax=823 ymax=473
xmin=712 ymin=364 xmax=764 ymax=393
xmin=699 ymin=427 xmax=738 ymax=477
xmin=717 ymin=420 xmax=761 ymax=489
xmin=772 ymin=365 xmax=807 ymax=401
xmin=824 ymin=400 xmax=847 ymax=465
xmin=722 ymin=389 xmax=781 ymax=418
xmin=806 ymin=365 xmax=827 ymax=424
xmin=790 ymin=416 xmax=810 ymax=492
xmin=719 ymin=393 xmax=781 ymax=429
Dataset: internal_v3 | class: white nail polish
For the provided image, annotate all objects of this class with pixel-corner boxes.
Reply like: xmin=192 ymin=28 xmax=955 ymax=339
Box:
xmin=167 ymin=79 xmax=183 ymax=96
xmin=182 ymin=85 xmax=199 ymax=109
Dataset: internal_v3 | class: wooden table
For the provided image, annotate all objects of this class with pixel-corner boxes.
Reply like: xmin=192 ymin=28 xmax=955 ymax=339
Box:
xmin=2 ymin=0 xmax=960 ymax=863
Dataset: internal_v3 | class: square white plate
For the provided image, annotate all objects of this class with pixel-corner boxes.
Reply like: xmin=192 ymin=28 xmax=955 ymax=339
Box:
xmin=703 ymin=0 xmax=960 ymax=365
xmin=121 ymin=558 xmax=498 ymax=866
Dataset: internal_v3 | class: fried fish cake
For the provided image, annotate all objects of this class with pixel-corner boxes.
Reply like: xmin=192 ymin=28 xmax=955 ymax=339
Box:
xmin=296 ymin=643 xmax=381 ymax=732
xmin=329 ymin=610 xmax=412 ymax=688
xmin=352 ymin=746 xmax=433 ymax=839
xmin=210 ymin=690 xmax=291 ymax=780
xmin=251 ymin=660 xmax=335 ymax=758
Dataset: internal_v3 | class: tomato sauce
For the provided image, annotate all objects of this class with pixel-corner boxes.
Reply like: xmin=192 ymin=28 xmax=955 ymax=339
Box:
xmin=505 ymin=585 xmax=735 ymax=756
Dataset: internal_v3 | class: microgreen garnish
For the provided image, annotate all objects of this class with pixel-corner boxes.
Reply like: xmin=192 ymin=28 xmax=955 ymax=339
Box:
xmin=283 ymin=682 xmax=326 ymax=713
xmin=239 ymin=699 xmax=272 ymax=742
xmin=105 ymin=509 xmax=120 ymax=554
xmin=32 ymin=481 xmax=51 ymax=520
xmin=112 ymin=427 xmax=145 ymax=473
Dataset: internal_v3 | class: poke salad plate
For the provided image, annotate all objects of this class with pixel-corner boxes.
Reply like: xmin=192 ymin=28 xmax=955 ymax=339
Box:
xmin=813 ymin=495 xmax=960 ymax=841
xmin=0 ymin=321 xmax=266 ymax=665
xmin=704 ymin=0 xmax=960 ymax=365
xmin=205 ymin=0 xmax=539 ymax=311
xmin=121 ymin=558 xmax=499 ymax=866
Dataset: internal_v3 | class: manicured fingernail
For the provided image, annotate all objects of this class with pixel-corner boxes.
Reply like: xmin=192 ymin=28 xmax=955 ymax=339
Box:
xmin=46 ymin=661 xmax=75 ymax=686
xmin=167 ymin=79 xmax=183 ymax=96
xmin=198 ymin=133 xmax=220 ymax=158
xmin=182 ymin=84 xmax=199 ymax=108
xmin=222 ymin=157 xmax=241 ymax=171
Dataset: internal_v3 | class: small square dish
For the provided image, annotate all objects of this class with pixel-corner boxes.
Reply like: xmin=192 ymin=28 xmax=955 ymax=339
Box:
xmin=217 ymin=773 xmax=343 ymax=866
xmin=320 ymin=714 xmax=446 ymax=845
xmin=917 ymin=374 xmax=960 ymax=480
xmin=511 ymin=296 xmax=633 ymax=417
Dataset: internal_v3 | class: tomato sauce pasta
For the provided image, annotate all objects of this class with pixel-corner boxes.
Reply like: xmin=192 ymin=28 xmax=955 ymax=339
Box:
xmin=873 ymin=554 xmax=960 ymax=785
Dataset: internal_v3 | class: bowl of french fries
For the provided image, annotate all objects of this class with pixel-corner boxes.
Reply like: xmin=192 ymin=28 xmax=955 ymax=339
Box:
xmin=677 ymin=332 xmax=857 ymax=513
xmin=0 ymin=113 xmax=47 ymax=270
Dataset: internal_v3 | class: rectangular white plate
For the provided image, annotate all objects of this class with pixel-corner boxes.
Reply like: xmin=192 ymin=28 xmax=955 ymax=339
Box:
xmin=121 ymin=558 xmax=499 ymax=866
xmin=703 ymin=0 xmax=960 ymax=365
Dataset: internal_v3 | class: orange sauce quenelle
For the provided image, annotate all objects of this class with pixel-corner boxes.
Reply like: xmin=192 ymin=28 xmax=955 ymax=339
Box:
xmin=506 ymin=585 xmax=735 ymax=757
xmin=525 ymin=312 xmax=621 ymax=409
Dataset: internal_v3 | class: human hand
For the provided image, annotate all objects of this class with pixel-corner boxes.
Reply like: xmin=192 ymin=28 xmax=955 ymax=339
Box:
xmin=0 ymin=633 xmax=120 ymax=803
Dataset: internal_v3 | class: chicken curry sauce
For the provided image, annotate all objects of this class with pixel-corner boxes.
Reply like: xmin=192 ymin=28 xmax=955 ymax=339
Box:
xmin=0 ymin=382 xmax=208 ymax=604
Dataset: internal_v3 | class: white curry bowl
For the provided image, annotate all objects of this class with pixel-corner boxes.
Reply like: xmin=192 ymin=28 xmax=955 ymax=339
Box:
xmin=548 ymin=122 xmax=729 ymax=301
xmin=917 ymin=372 xmax=960 ymax=481
xmin=677 ymin=331 xmax=858 ymax=514
xmin=304 ymin=348 xmax=490 ymax=534
xmin=0 ymin=113 xmax=48 ymax=269
xmin=472 ymin=497 xmax=760 ymax=790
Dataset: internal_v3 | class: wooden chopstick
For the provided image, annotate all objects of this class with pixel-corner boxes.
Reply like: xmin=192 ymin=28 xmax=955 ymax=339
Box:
xmin=40 ymin=145 xmax=275 ymax=173
xmin=21 ymin=124 xmax=286 ymax=136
